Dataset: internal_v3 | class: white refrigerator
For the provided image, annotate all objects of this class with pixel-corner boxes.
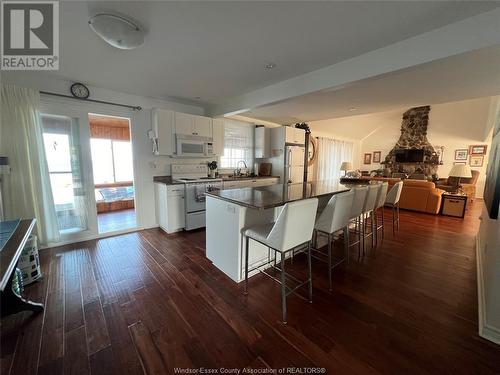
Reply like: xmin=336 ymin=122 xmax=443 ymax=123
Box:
xmin=284 ymin=146 xmax=305 ymax=183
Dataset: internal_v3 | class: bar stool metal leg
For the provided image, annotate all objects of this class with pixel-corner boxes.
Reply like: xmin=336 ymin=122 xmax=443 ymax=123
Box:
xmin=327 ymin=233 xmax=333 ymax=291
xmin=397 ymin=203 xmax=400 ymax=231
xmin=343 ymin=226 xmax=350 ymax=264
xmin=381 ymin=206 xmax=385 ymax=240
xmin=280 ymin=253 xmax=287 ymax=324
xmin=392 ymin=205 xmax=396 ymax=235
xmin=307 ymin=242 xmax=313 ymax=303
xmin=244 ymin=235 xmax=249 ymax=295
xmin=371 ymin=212 xmax=376 ymax=248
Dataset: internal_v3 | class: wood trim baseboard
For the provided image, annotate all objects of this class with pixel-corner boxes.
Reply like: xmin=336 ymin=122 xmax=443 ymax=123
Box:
xmin=476 ymin=234 xmax=500 ymax=345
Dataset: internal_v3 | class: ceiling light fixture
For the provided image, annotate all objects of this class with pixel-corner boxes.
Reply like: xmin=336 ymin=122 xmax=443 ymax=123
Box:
xmin=349 ymin=107 xmax=357 ymax=111
xmin=265 ymin=62 xmax=276 ymax=70
xmin=89 ymin=13 xmax=145 ymax=50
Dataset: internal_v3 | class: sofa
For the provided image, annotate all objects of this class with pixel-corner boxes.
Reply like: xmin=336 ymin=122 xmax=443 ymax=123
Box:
xmin=436 ymin=170 xmax=479 ymax=202
xmin=361 ymin=177 xmax=444 ymax=214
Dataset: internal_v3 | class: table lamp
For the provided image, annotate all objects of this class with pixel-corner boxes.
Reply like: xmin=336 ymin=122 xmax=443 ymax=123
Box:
xmin=340 ymin=162 xmax=353 ymax=177
xmin=449 ymin=164 xmax=472 ymax=194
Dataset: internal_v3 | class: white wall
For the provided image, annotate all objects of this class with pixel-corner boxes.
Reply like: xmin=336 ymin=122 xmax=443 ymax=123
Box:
xmin=477 ymin=203 xmax=500 ymax=344
xmin=477 ymin=111 xmax=500 ymax=345
xmin=2 ymin=72 xmax=206 ymax=229
xmin=310 ymin=96 xmax=497 ymax=198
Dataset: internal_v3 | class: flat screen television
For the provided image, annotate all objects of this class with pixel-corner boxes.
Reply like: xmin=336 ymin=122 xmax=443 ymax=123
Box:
xmin=395 ymin=149 xmax=424 ymax=163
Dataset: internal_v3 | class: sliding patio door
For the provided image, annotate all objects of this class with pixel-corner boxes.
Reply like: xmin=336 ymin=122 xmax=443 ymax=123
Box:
xmin=39 ymin=107 xmax=98 ymax=243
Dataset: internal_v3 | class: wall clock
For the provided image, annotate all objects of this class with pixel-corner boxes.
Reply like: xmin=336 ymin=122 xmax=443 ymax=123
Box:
xmin=307 ymin=136 xmax=317 ymax=166
xmin=70 ymin=83 xmax=90 ymax=99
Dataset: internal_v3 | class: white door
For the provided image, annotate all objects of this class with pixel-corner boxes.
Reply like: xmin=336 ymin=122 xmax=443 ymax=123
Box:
xmin=39 ymin=110 xmax=98 ymax=242
xmin=39 ymin=99 xmax=138 ymax=244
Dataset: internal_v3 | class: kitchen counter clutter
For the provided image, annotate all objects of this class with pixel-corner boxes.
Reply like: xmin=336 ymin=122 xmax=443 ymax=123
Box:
xmin=205 ymin=180 xmax=360 ymax=282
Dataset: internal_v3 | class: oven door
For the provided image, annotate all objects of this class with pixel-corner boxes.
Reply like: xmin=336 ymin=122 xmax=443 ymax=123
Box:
xmin=176 ymin=138 xmax=206 ymax=157
xmin=185 ymin=183 xmax=207 ymax=213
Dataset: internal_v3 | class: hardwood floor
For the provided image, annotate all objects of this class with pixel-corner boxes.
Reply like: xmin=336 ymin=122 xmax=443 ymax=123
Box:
xmin=2 ymin=201 xmax=499 ymax=374
xmin=97 ymin=209 xmax=137 ymax=234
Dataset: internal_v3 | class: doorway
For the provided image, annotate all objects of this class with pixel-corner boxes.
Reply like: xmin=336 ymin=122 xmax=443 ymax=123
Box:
xmin=88 ymin=113 xmax=137 ymax=233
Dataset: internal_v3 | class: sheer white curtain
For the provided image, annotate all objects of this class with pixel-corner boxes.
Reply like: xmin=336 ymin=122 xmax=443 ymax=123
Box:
xmin=219 ymin=120 xmax=254 ymax=170
xmin=0 ymin=84 xmax=60 ymax=245
xmin=316 ymin=137 xmax=354 ymax=181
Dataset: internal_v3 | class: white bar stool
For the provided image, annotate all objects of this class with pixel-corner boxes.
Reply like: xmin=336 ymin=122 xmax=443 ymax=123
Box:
xmin=361 ymin=184 xmax=380 ymax=255
xmin=312 ymin=191 xmax=354 ymax=291
xmin=385 ymin=181 xmax=403 ymax=234
xmin=373 ymin=182 xmax=389 ymax=245
xmin=347 ymin=186 xmax=369 ymax=258
xmin=243 ymin=198 xmax=318 ymax=323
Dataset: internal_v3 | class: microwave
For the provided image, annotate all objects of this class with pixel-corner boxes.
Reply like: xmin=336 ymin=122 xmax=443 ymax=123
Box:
xmin=176 ymin=134 xmax=214 ymax=157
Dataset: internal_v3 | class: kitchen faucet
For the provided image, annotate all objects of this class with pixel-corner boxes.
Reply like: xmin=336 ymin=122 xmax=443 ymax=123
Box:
xmin=235 ymin=160 xmax=247 ymax=176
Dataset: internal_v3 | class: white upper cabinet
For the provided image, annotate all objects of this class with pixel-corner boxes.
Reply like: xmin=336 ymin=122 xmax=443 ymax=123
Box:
xmin=193 ymin=115 xmax=213 ymax=137
xmin=212 ymin=119 xmax=224 ymax=156
xmin=152 ymin=109 xmax=219 ymax=156
xmin=254 ymin=126 xmax=271 ymax=158
xmin=285 ymin=126 xmax=305 ymax=145
xmin=152 ymin=109 xmax=175 ymax=156
xmin=174 ymin=112 xmax=195 ymax=136
xmin=175 ymin=113 xmax=212 ymax=137
xmin=294 ymin=128 xmax=305 ymax=145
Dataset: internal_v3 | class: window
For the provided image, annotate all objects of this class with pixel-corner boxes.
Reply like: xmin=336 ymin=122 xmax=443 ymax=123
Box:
xmin=90 ymin=139 xmax=134 ymax=184
xmin=43 ymin=132 xmax=74 ymax=206
xmin=219 ymin=120 xmax=254 ymax=169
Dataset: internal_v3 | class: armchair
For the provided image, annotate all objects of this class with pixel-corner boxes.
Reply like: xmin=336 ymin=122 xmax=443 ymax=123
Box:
xmin=436 ymin=170 xmax=479 ymax=202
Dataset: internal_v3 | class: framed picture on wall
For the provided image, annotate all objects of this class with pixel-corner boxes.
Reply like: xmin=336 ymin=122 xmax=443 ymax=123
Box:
xmin=364 ymin=153 xmax=372 ymax=164
xmin=469 ymin=145 xmax=488 ymax=155
xmin=454 ymin=149 xmax=468 ymax=160
xmin=433 ymin=145 xmax=444 ymax=164
xmin=469 ymin=155 xmax=484 ymax=167
xmin=372 ymin=151 xmax=381 ymax=163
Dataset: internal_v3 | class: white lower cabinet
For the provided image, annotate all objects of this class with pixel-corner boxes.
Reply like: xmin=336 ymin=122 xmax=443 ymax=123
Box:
xmin=155 ymin=183 xmax=185 ymax=233
xmin=222 ymin=177 xmax=279 ymax=190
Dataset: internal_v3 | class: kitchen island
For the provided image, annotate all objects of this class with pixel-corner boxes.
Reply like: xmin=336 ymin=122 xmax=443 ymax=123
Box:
xmin=205 ymin=180 xmax=353 ymax=282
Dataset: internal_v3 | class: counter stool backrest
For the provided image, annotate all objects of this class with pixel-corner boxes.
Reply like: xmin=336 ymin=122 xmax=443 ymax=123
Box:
xmin=315 ymin=191 xmax=354 ymax=234
xmin=363 ymin=184 xmax=381 ymax=213
xmin=267 ymin=198 xmax=319 ymax=251
xmin=386 ymin=181 xmax=403 ymax=205
xmin=350 ymin=186 xmax=369 ymax=219
xmin=375 ymin=182 xmax=389 ymax=209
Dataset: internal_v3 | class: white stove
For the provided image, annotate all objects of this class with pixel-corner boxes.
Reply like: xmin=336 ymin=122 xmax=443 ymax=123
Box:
xmin=171 ymin=164 xmax=222 ymax=183
xmin=171 ymin=164 xmax=222 ymax=230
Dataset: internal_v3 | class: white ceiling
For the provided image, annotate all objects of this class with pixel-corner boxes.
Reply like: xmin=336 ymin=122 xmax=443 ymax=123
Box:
xmin=243 ymin=46 xmax=500 ymax=124
xmin=8 ymin=1 xmax=498 ymax=106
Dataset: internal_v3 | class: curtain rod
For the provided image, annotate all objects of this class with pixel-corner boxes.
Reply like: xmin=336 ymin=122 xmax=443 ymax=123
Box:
xmin=40 ymin=91 xmax=142 ymax=111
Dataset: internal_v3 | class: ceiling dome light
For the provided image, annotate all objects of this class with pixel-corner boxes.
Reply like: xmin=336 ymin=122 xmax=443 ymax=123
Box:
xmin=89 ymin=13 xmax=144 ymax=50
xmin=265 ymin=62 xmax=276 ymax=70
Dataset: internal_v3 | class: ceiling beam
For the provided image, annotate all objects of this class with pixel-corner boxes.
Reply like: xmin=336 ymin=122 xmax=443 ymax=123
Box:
xmin=209 ymin=8 xmax=500 ymax=118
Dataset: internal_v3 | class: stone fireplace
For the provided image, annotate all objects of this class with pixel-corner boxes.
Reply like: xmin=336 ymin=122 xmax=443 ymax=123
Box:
xmin=383 ymin=106 xmax=441 ymax=178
